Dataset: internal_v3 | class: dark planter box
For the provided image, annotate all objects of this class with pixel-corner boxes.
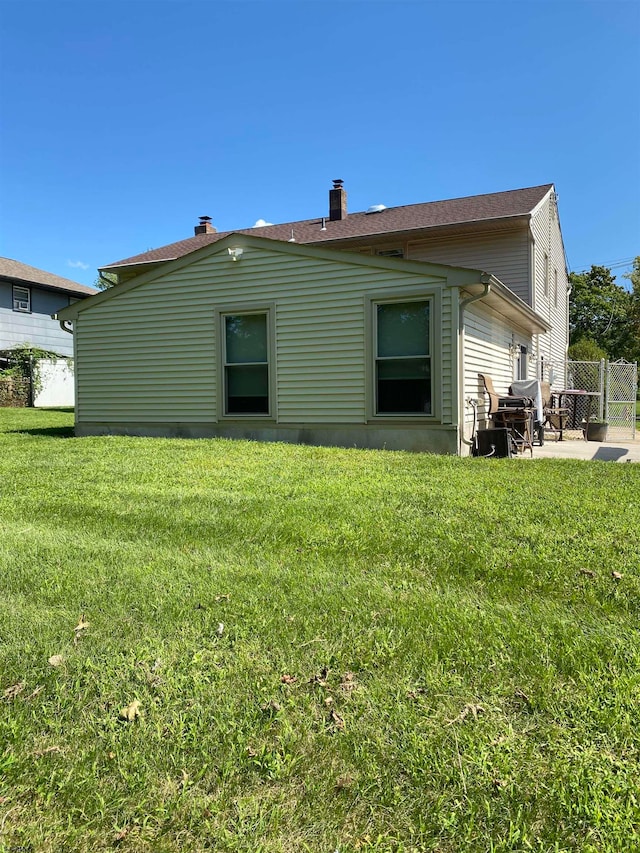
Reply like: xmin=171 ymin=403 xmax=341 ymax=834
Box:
xmin=586 ymin=422 xmax=608 ymax=442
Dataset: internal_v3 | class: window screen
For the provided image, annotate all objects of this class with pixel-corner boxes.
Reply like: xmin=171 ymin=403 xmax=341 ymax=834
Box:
xmin=224 ymin=313 xmax=269 ymax=414
xmin=376 ymin=301 xmax=431 ymax=414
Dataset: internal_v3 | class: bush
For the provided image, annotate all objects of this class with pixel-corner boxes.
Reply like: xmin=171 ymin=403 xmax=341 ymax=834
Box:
xmin=0 ymin=375 xmax=30 ymax=407
xmin=568 ymin=336 xmax=607 ymax=362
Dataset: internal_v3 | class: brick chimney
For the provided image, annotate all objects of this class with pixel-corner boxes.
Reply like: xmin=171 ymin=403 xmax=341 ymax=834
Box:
xmin=329 ymin=179 xmax=347 ymax=221
xmin=194 ymin=215 xmax=216 ymax=236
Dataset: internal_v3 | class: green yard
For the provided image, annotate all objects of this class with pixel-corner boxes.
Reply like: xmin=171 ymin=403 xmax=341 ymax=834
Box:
xmin=1 ymin=409 xmax=639 ymax=852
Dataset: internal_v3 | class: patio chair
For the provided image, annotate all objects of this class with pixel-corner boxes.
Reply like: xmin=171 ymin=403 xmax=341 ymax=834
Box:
xmin=540 ymin=381 xmax=569 ymax=441
xmin=479 ymin=373 xmax=501 ymax=416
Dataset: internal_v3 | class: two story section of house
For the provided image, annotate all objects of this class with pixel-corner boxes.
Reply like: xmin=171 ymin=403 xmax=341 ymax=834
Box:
xmin=102 ymin=182 xmax=570 ymax=369
xmin=0 ymin=257 xmax=96 ymax=358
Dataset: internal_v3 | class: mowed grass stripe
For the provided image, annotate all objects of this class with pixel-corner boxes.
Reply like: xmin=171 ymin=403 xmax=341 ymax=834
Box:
xmin=0 ymin=407 xmax=639 ymax=852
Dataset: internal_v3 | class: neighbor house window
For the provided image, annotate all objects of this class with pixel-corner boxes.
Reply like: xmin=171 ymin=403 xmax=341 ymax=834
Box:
xmin=223 ymin=312 xmax=269 ymax=415
xmin=13 ymin=286 xmax=31 ymax=312
xmin=375 ymin=300 xmax=431 ymax=414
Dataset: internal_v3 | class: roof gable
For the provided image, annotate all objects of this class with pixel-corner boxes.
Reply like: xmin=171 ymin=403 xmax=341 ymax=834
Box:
xmin=59 ymin=232 xmax=548 ymax=335
xmin=103 ymin=184 xmax=554 ymax=271
xmin=62 ymin=233 xmax=484 ymax=320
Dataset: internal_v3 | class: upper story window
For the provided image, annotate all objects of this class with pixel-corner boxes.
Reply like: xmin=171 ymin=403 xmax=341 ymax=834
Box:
xmin=375 ymin=300 xmax=431 ymax=415
xmin=222 ymin=312 xmax=270 ymax=415
xmin=13 ymin=285 xmax=31 ymax=312
xmin=377 ymin=248 xmax=404 ymax=259
xmin=543 ymin=252 xmax=549 ymax=298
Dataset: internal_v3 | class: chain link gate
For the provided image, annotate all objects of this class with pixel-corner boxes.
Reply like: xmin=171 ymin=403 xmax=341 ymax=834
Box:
xmin=606 ymin=359 xmax=637 ymax=441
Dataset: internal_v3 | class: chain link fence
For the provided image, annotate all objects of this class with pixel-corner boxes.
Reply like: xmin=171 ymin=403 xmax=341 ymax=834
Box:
xmin=537 ymin=358 xmax=637 ymax=441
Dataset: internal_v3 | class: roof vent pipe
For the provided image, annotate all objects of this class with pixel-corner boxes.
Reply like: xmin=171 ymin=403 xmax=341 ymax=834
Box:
xmin=329 ymin=179 xmax=347 ymax=221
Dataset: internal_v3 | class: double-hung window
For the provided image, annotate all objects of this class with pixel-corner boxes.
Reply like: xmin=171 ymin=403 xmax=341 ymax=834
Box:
xmin=13 ymin=286 xmax=31 ymax=312
xmin=375 ymin=300 xmax=432 ymax=415
xmin=222 ymin=312 xmax=270 ymax=415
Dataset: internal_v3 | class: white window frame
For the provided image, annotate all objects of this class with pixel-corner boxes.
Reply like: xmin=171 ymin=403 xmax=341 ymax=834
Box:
xmin=215 ymin=303 xmax=276 ymax=420
xmin=367 ymin=292 xmax=437 ymax=421
xmin=13 ymin=285 xmax=31 ymax=312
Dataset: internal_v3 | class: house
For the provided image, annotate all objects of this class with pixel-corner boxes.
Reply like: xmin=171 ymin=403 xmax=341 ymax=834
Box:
xmin=104 ymin=181 xmax=569 ymax=371
xmin=0 ymin=257 xmax=96 ymax=360
xmin=57 ymin=231 xmax=549 ymax=454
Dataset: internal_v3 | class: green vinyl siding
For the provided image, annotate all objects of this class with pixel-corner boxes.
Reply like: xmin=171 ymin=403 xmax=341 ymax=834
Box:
xmin=440 ymin=288 xmax=455 ymax=424
xmin=73 ymin=244 xmax=456 ymax=426
xmin=408 ymin=229 xmax=530 ymax=304
xmin=463 ymin=301 xmax=533 ymax=431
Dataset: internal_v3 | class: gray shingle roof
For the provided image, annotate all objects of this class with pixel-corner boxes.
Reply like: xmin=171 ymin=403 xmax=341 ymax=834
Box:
xmin=0 ymin=257 xmax=96 ymax=296
xmin=104 ymin=184 xmax=553 ymax=269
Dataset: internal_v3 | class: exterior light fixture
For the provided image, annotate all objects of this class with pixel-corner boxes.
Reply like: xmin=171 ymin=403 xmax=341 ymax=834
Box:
xmin=228 ymin=247 xmax=244 ymax=261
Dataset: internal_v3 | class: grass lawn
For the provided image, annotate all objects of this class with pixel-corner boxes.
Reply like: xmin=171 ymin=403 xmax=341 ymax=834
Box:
xmin=1 ymin=408 xmax=639 ymax=852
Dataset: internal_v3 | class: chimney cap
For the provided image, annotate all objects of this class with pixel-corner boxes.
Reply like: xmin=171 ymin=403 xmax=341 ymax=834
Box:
xmin=332 ymin=178 xmax=344 ymax=189
xmin=199 ymin=215 xmax=212 ymax=223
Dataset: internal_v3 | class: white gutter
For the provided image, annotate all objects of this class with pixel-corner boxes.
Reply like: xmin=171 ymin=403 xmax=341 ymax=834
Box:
xmin=458 ymin=274 xmax=492 ymax=447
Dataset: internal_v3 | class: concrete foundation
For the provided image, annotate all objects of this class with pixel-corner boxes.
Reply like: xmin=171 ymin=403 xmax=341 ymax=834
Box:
xmin=74 ymin=421 xmax=460 ymax=455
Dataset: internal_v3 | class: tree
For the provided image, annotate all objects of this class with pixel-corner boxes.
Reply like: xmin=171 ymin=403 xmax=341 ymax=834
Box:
xmin=569 ymin=265 xmax=632 ymax=360
xmin=94 ymin=271 xmax=117 ymax=290
xmin=622 ymin=256 xmax=640 ymax=363
xmin=568 ymin=337 xmax=607 ymax=362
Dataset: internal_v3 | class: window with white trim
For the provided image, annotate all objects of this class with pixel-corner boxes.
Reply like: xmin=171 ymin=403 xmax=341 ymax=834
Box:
xmin=222 ymin=312 xmax=270 ymax=415
xmin=13 ymin=285 xmax=31 ymax=312
xmin=375 ymin=300 xmax=431 ymax=415
xmin=543 ymin=252 xmax=549 ymax=297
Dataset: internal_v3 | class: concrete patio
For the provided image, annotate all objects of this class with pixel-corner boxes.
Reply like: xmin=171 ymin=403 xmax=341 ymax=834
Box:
xmin=523 ymin=435 xmax=640 ymax=462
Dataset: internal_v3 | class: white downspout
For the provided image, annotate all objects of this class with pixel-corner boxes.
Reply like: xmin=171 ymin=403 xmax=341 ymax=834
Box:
xmin=459 ymin=275 xmax=492 ymax=448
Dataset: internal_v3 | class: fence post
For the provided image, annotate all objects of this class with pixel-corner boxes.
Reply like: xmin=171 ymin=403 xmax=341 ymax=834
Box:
xmin=599 ymin=359 xmax=605 ymax=421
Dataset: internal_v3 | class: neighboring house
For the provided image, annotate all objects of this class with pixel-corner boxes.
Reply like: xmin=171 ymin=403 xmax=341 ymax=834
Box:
xmin=0 ymin=257 xmax=96 ymax=359
xmin=58 ymin=232 xmax=549 ymax=454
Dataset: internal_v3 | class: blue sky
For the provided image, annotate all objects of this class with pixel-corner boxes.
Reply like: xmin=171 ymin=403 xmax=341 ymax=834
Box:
xmin=1 ymin=0 xmax=638 ymax=289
